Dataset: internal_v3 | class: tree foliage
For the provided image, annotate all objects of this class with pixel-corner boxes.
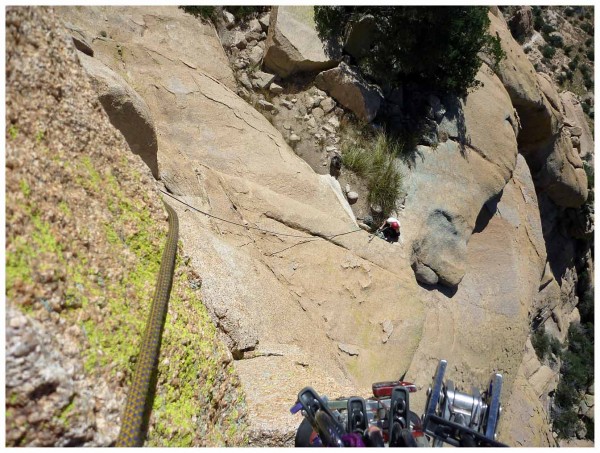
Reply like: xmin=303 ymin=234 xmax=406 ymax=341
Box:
xmin=552 ymin=323 xmax=594 ymax=439
xmin=314 ymin=6 xmax=505 ymax=95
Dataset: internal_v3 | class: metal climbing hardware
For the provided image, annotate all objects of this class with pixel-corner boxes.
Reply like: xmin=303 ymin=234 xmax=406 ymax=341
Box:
xmin=291 ymin=359 xmax=508 ymax=448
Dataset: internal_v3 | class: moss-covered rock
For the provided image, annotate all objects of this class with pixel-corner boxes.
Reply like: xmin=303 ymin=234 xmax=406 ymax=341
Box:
xmin=6 ymin=6 xmax=246 ymax=446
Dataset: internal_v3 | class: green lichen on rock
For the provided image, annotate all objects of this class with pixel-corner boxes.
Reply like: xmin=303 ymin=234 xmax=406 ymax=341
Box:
xmin=146 ymin=256 xmax=248 ymax=447
xmin=6 ymin=140 xmax=247 ymax=446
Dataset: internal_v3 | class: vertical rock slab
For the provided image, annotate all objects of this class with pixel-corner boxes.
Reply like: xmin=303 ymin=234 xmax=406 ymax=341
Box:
xmin=487 ymin=10 xmax=559 ymax=152
xmin=488 ymin=11 xmax=589 ymax=208
xmin=538 ymin=128 xmax=588 ymax=208
xmin=560 ymin=91 xmax=594 ymax=161
xmin=406 ymin=155 xmax=547 ymax=435
xmin=401 ymin=65 xmax=519 ymax=287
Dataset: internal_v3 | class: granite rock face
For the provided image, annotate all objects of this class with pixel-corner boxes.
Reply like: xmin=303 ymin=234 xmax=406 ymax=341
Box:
xmin=263 ymin=6 xmax=341 ymax=78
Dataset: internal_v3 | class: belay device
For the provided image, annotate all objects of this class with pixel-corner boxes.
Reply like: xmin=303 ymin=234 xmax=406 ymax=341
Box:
xmin=290 ymin=359 xmax=507 ymax=447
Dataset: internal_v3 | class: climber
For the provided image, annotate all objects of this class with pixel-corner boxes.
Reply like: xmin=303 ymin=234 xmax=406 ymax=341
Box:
xmin=375 ymin=217 xmax=400 ymax=243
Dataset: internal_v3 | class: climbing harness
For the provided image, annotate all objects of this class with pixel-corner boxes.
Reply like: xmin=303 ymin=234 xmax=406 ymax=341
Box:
xmin=291 ymin=359 xmax=506 ymax=448
xmin=116 ymin=201 xmax=179 ymax=447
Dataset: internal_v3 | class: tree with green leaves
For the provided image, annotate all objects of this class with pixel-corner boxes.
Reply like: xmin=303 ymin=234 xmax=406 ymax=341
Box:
xmin=314 ymin=6 xmax=505 ymax=95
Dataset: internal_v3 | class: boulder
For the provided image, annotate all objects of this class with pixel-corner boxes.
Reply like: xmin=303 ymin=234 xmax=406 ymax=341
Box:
xmin=346 ymin=191 xmax=358 ymax=204
xmin=343 ymin=14 xmax=377 ymax=60
xmin=257 ymin=100 xmax=274 ymax=111
xmin=258 ymin=13 xmax=270 ymax=31
xmin=78 ymin=52 xmax=159 ymax=178
xmin=238 ymin=72 xmax=253 ymax=90
xmin=315 ymin=62 xmax=383 ymax=122
xmin=222 ymin=9 xmax=235 ymax=29
xmin=231 ymin=31 xmax=247 ymax=49
xmin=338 ymin=343 xmax=359 ymax=356
xmin=508 ymin=6 xmax=534 ymax=42
xmin=269 ymin=83 xmax=283 ymax=94
xmin=263 ymin=6 xmax=341 ymax=78
xmin=320 ymin=96 xmax=335 ymax=113
xmin=248 ymin=18 xmax=262 ymax=33
xmin=252 ymin=70 xmax=275 ymax=89
xmin=560 ymin=91 xmax=594 ymax=160
xmin=248 ymin=45 xmax=264 ymax=67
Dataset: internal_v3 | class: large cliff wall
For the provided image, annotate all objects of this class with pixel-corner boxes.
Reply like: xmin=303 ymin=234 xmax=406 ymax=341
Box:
xmin=6 ymin=5 xmax=592 ymax=447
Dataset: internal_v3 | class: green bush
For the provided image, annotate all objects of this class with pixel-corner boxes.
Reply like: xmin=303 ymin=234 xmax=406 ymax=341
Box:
xmin=552 ymin=322 xmax=595 ymax=438
xmin=541 ymin=45 xmax=556 ymax=59
xmin=566 ymin=69 xmax=574 ymax=81
xmin=547 ymin=34 xmax=564 ymax=48
xmin=532 ymin=6 xmax=544 ymax=31
xmin=581 ymin=22 xmax=594 ymax=36
xmin=586 ymin=49 xmax=594 ymax=61
xmin=341 ymin=130 xmax=403 ymax=217
xmin=532 ymin=326 xmax=551 ymax=360
xmin=541 ymin=23 xmax=556 ymax=34
xmin=549 ymin=335 xmax=563 ymax=358
xmin=553 ymin=408 xmax=580 ymax=439
xmin=584 ymin=417 xmax=594 ymax=441
xmin=585 ymin=38 xmax=593 ymax=47
xmin=568 ymin=59 xmax=579 ymax=71
xmin=314 ymin=6 xmax=505 ymax=95
xmin=180 ymin=5 xmax=216 ymax=21
xmin=565 ymin=7 xmax=575 ymax=17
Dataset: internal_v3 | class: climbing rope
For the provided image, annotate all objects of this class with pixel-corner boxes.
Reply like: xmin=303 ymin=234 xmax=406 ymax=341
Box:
xmin=116 ymin=190 xmax=362 ymax=446
xmin=116 ymin=200 xmax=179 ymax=447
xmin=158 ymin=189 xmax=363 ymax=242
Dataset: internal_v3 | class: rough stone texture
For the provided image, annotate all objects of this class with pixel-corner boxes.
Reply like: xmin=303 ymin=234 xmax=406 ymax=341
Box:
xmin=401 ymin=65 xmax=520 ymax=287
xmin=258 ymin=13 xmax=270 ymax=32
xmin=264 ymin=6 xmax=341 ymax=78
xmin=508 ymin=6 xmax=534 ymax=42
xmin=500 ymin=340 xmax=554 ymax=447
xmin=559 ymin=438 xmax=595 ymax=448
xmin=78 ymin=52 xmax=159 ymax=179
xmin=405 ymin=155 xmax=547 ymax=441
xmin=338 ymin=343 xmax=360 ymax=356
xmin=60 ymin=5 xmax=428 ymax=443
xmin=488 ymin=11 xmax=557 ymax=151
xmin=248 ymin=45 xmax=264 ymax=67
xmin=63 ymin=21 xmax=94 ymax=56
xmin=7 ymin=6 xmax=247 ymax=447
xmin=315 ymin=62 xmax=383 ymax=123
xmin=252 ymin=70 xmax=275 ymax=89
xmin=6 ymin=305 xmax=97 ymax=446
xmin=488 ymin=11 xmax=589 ymax=209
xmin=538 ymin=128 xmax=588 ymax=208
xmin=560 ymin=91 xmax=594 ymax=161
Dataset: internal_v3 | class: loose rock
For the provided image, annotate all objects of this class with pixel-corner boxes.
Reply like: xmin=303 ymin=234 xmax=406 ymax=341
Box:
xmin=338 ymin=343 xmax=359 ymax=356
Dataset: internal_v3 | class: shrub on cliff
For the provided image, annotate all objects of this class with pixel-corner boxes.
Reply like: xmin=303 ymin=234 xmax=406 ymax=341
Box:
xmin=341 ymin=128 xmax=403 ymax=217
xmin=314 ymin=6 xmax=505 ymax=95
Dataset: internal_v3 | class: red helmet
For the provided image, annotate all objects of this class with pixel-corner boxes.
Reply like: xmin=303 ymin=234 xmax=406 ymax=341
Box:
xmin=390 ymin=221 xmax=399 ymax=231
